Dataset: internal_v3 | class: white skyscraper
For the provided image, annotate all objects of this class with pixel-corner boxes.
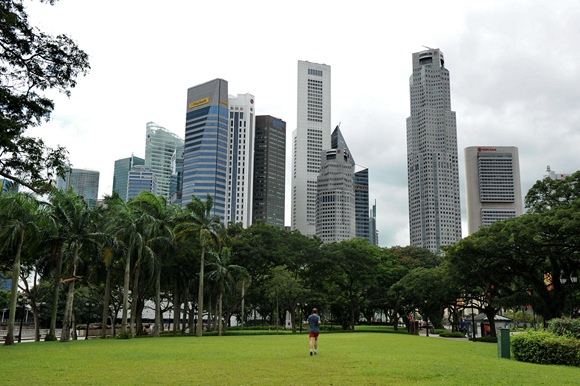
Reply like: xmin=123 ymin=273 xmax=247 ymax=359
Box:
xmin=145 ymin=122 xmax=184 ymax=200
xmin=465 ymin=146 xmax=523 ymax=235
xmin=406 ymin=48 xmax=461 ymax=253
xmin=226 ymin=94 xmax=255 ymax=227
xmin=292 ymin=61 xmax=331 ymax=236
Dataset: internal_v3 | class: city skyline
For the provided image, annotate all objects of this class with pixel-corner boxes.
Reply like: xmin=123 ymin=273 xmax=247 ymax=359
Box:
xmin=25 ymin=0 xmax=580 ymax=246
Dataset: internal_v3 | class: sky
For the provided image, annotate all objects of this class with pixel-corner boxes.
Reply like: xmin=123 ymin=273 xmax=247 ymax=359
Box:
xmin=25 ymin=0 xmax=580 ymax=247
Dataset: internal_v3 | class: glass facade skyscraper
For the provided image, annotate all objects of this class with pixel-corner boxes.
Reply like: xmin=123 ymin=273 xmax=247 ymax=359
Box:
xmin=182 ymin=79 xmax=229 ymax=222
xmin=252 ymin=115 xmax=286 ymax=228
xmin=145 ymin=122 xmax=183 ymax=201
xmin=113 ymin=155 xmax=144 ymax=201
xmin=127 ymin=165 xmax=157 ymax=200
xmin=354 ymin=168 xmax=370 ymax=241
xmin=56 ymin=168 xmax=100 ymax=208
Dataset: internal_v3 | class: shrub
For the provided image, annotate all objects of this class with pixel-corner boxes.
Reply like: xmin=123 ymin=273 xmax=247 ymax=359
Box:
xmin=44 ymin=332 xmax=57 ymax=341
xmin=439 ymin=331 xmax=465 ymax=338
xmin=548 ymin=318 xmax=580 ymax=339
xmin=434 ymin=328 xmax=447 ymax=335
xmin=512 ymin=330 xmax=580 ymax=366
xmin=474 ymin=336 xmax=497 ymax=343
xmin=116 ymin=331 xmax=132 ymax=339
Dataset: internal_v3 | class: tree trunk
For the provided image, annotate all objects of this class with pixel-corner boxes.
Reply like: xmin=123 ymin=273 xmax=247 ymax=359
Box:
xmin=207 ymin=296 xmax=212 ymax=331
xmin=60 ymin=244 xmax=79 ymax=342
xmin=48 ymin=245 xmax=64 ymax=340
xmin=196 ymin=247 xmax=205 ymax=337
xmin=130 ymin=258 xmax=141 ymax=337
xmin=101 ymin=265 xmax=112 ymax=338
xmin=484 ymin=307 xmax=498 ymax=337
xmin=72 ymin=312 xmax=77 ymax=340
xmin=240 ymin=280 xmax=245 ymax=329
xmin=181 ymin=296 xmax=188 ymax=333
xmin=173 ymin=284 xmax=179 ymax=334
xmin=188 ymin=300 xmax=194 ymax=334
xmin=121 ymin=244 xmax=132 ymax=336
xmin=153 ymin=269 xmax=161 ymax=337
xmin=218 ymin=288 xmax=223 ymax=336
xmin=4 ymin=230 xmax=24 ymax=345
xmin=136 ymin=298 xmax=144 ymax=336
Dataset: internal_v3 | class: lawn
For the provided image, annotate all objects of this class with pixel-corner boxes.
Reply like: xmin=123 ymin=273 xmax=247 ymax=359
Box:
xmin=0 ymin=332 xmax=578 ymax=385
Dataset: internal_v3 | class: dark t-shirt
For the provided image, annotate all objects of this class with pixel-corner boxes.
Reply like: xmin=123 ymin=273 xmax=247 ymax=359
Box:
xmin=307 ymin=314 xmax=320 ymax=333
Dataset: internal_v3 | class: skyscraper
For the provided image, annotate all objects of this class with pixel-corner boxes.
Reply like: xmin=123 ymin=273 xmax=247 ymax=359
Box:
xmin=145 ymin=122 xmax=184 ymax=201
xmin=354 ymin=168 xmax=370 ymax=240
xmin=56 ymin=168 xmax=100 ymax=208
xmin=465 ymin=146 xmax=523 ymax=234
xmin=406 ymin=48 xmax=461 ymax=253
xmin=292 ymin=61 xmax=331 ymax=236
xmin=252 ymin=115 xmax=286 ymax=228
xmin=0 ymin=178 xmax=18 ymax=193
xmin=226 ymin=94 xmax=255 ymax=227
xmin=113 ymin=155 xmax=144 ymax=201
xmin=127 ymin=165 xmax=157 ymax=201
xmin=369 ymin=200 xmax=379 ymax=246
xmin=182 ymin=79 xmax=229 ymax=222
xmin=169 ymin=147 xmax=184 ymax=205
xmin=316 ymin=148 xmax=355 ymax=243
xmin=544 ymin=165 xmax=569 ymax=180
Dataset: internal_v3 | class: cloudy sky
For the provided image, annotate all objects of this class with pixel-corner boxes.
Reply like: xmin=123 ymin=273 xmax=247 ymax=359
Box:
xmin=26 ymin=0 xmax=580 ymax=246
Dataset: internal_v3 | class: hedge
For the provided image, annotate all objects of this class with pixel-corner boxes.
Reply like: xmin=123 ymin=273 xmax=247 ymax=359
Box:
xmin=438 ymin=331 xmax=465 ymax=338
xmin=473 ymin=336 xmax=497 ymax=343
xmin=547 ymin=318 xmax=580 ymax=339
xmin=512 ymin=330 xmax=580 ymax=366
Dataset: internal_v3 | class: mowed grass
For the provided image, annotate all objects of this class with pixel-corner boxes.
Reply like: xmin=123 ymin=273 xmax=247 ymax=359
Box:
xmin=1 ymin=333 xmax=578 ymax=385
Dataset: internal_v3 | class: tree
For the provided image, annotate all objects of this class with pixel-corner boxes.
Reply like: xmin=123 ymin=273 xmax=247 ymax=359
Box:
xmin=0 ymin=192 xmax=42 ymax=345
xmin=265 ymin=266 xmax=307 ymax=332
xmin=207 ymin=247 xmax=245 ymax=336
xmin=175 ymin=195 xmax=220 ymax=337
xmin=525 ymin=171 xmax=580 ymax=213
xmin=0 ymin=0 xmax=89 ymax=193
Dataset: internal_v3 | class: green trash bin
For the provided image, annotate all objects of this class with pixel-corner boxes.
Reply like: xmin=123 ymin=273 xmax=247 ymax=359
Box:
xmin=497 ymin=328 xmax=510 ymax=359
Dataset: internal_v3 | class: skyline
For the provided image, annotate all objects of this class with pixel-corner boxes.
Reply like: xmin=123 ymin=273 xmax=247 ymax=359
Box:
xmin=24 ymin=0 xmax=580 ymax=246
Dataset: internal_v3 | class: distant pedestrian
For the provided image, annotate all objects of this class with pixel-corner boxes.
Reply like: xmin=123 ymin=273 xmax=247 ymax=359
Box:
xmin=307 ymin=308 xmax=321 ymax=356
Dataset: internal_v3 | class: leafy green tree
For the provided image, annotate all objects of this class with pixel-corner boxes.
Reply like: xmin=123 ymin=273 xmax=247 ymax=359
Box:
xmin=0 ymin=192 xmax=43 ymax=345
xmin=265 ymin=265 xmax=307 ymax=332
xmin=0 ymin=0 xmax=89 ymax=192
xmin=525 ymin=171 xmax=580 ymax=213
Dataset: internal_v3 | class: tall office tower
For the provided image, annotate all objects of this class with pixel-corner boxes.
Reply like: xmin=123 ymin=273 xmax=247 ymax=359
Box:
xmin=0 ymin=178 xmax=18 ymax=193
xmin=145 ymin=122 xmax=184 ymax=200
xmin=292 ymin=60 xmax=331 ymax=236
xmin=127 ymin=165 xmax=157 ymax=201
xmin=113 ymin=155 xmax=145 ymax=201
xmin=465 ymin=146 xmax=523 ymax=234
xmin=406 ymin=48 xmax=461 ymax=253
xmin=226 ymin=94 xmax=256 ymax=227
xmin=354 ymin=168 xmax=370 ymax=240
xmin=183 ymin=79 xmax=229 ymax=222
xmin=544 ymin=165 xmax=569 ymax=181
xmin=369 ymin=200 xmax=379 ymax=246
xmin=252 ymin=115 xmax=286 ymax=227
xmin=56 ymin=168 xmax=100 ymax=207
xmin=169 ymin=147 xmax=184 ymax=205
xmin=316 ymin=148 xmax=355 ymax=243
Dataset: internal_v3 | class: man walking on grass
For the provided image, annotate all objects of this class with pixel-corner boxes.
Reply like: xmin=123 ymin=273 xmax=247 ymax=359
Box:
xmin=307 ymin=308 xmax=321 ymax=356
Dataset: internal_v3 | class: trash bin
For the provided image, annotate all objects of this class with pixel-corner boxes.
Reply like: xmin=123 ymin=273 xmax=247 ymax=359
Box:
xmin=497 ymin=328 xmax=510 ymax=359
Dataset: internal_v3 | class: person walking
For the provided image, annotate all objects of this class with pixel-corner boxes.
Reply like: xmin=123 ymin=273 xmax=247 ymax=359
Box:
xmin=307 ymin=308 xmax=321 ymax=356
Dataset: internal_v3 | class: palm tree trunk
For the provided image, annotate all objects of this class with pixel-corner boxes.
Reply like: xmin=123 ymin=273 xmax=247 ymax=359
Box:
xmin=130 ymin=259 xmax=141 ymax=337
xmin=240 ymin=280 xmax=245 ymax=329
xmin=48 ymin=245 xmax=63 ymax=340
xmin=153 ymin=268 xmax=161 ymax=337
xmin=196 ymin=247 xmax=205 ymax=337
xmin=218 ymin=289 xmax=223 ymax=336
xmin=61 ymin=244 xmax=79 ymax=342
xmin=173 ymin=284 xmax=179 ymax=333
xmin=101 ymin=265 xmax=112 ymax=338
xmin=121 ymin=244 xmax=132 ymax=336
xmin=5 ymin=230 xmax=24 ymax=345
xmin=207 ymin=296 xmax=212 ymax=331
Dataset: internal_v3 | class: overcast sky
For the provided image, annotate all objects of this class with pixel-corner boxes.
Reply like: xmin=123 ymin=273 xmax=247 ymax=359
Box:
xmin=26 ymin=0 xmax=580 ymax=247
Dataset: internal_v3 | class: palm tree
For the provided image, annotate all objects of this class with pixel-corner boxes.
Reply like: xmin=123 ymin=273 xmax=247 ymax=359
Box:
xmin=207 ymin=247 xmax=246 ymax=336
xmin=175 ymin=195 xmax=220 ymax=337
xmin=0 ymin=193 xmax=43 ymax=345
xmin=59 ymin=193 xmax=100 ymax=342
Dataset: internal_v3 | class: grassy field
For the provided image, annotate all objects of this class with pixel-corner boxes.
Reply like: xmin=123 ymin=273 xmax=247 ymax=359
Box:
xmin=1 ymin=332 xmax=578 ymax=385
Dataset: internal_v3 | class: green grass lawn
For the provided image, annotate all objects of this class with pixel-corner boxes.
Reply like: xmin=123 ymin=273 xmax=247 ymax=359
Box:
xmin=1 ymin=333 xmax=578 ymax=385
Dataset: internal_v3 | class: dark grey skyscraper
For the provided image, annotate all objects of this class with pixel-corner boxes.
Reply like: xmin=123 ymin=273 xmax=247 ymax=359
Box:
xmin=406 ymin=48 xmax=461 ymax=253
xmin=354 ymin=168 xmax=370 ymax=240
xmin=113 ymin=155 xmax=144 ymax=201
xmin=252 ymin=115 xmax=286 ymax=227
xmin=183 ymin=79 xmax=228 ymax=222
xmin=56 ymin=168 xmax=100 ymax=208
xmin=369 ymin=200 xmax=378 ymax=246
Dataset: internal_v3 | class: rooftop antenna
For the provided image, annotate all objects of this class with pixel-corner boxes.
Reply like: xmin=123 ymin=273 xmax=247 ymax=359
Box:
xmin=422 ymin=45 xmax=434 ymax=50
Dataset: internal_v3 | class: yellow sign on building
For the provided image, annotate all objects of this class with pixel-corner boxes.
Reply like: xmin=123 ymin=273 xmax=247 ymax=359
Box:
xmin=188 ymin=97 xmax=210 ymax=109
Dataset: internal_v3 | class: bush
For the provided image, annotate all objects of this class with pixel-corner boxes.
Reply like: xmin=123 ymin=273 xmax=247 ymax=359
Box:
xmin=116 ymin=331 xmax=132 ymax=339
xmin=512 ymin=330 xmax=580 ymax=366
xmin=548 ymin=318 xmax=580 ymax=339
xmin=439 ymin=331 xmax=465 ymax=338
xmin=434 ymin=328 xmax=447 ymax=335
xmin=474 ymin=336 xmax=497 ymax=343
